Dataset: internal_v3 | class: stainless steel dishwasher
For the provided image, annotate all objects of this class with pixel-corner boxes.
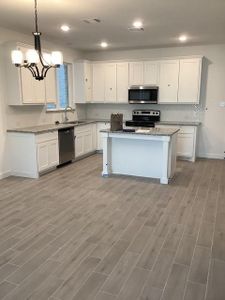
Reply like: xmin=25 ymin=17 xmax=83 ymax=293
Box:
xmin=58 ymin=127 xmax=75 ymax=165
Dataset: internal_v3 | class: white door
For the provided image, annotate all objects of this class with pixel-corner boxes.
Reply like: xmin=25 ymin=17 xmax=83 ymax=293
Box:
xmin=83 ymin=131 xmax=93 ymax=154
xmin=178 ymin=58 xmax=202 ymax=103
xmin=158 ymin=60 xmax=179 ymax=103
xmin=75 ymin=133 xmax=84 ymax=157
xmin=92 ymin=63 xmax=105 ymax=102
xmin=84 ymin=62 xmax=92 ymax=102
xmin=144 ymin=61 xmax=159 ymax=85
xmin=20 ymin=68 xmax=35 ymax=104
xmin=104 ymin=63 xmax=117 ymax=102
xmin=117 ymin=63 xmax=129 ymax=102
xmin=37 ymin=142 xmax=49 ymax=172
xmin=48 ymin=140 xmax=59 ymax=167
xmin=129 ymin=62 xmax=143 ymax=86
xmin=177 ymin=134 xmax=194 ymax=157
xmin=45 ymin=68 xmax=57 ymax=104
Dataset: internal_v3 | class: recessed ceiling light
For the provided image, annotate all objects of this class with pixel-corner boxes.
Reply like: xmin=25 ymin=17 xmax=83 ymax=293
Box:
xmin=133 ymin=20 xmax=143 ymax=29
xmin=179 ymin=35 xmax=187 ymax=42
xmin=61 ymin=25 xmax=70 ymax=32
xmin=100 ymin=42 xmax=108 ymax=48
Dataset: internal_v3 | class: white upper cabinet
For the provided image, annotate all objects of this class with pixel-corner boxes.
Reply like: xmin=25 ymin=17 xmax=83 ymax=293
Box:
xmin=143 ymin=61 xmax=159 ymax=85
xmin=74 ymin=56 xmax=202 ymax=105
xmin=5 ymin=43 xmax=58 ymax=106
xmin=116 ymin=63 xmax=129 ymax=102
xmin=129 ymin=62 xmax=144 ymax=85
xmin=104 ymin=63 xmax=117 ymax=102
xmin=178 ymin=58 xmax=202 ymax=104
xmin=158 ymin=60 xmax=180 ymax=103
xmin=74 ymin=61 xmax=92 ymax=103
xmin=92 ymin=63 xmax=105 ymax=102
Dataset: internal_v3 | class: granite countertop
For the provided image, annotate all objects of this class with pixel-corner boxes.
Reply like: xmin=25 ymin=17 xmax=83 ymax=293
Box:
xmin=7 ymin=120 xmax=97 ymax=134
xmin=84 ymin=119 xmax=201 ymax=126
xmin=100 ymin=128 xmax=180 ymax=136
xmin=156 ymin=121 xmax=201 ymax=126
xmin=7 ymin=119 xmax=200 ymax=134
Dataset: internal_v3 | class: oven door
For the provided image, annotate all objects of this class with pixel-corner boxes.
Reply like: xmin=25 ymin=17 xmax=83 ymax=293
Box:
xmin=128 ymin=86 xmax=158 ymax=104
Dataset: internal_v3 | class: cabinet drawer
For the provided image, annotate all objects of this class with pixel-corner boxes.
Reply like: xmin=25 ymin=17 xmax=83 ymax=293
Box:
xmin=179 ymin=126 xmax=195 ymax=134
xmin=36 ymin=131 xmax=58 ymax=144
xmin=75 ymin=124 xmax=93 ymax=134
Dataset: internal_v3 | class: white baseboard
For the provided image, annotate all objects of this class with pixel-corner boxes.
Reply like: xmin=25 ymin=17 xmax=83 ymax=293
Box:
xmin=0 ymin=170 xmax=11 ymax=179
xmin=197 ymin=153 xmax=224 ymax=160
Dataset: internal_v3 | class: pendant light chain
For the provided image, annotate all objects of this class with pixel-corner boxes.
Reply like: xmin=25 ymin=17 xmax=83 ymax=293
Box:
xmin=34 ymin=0 xmax=39 ymax=33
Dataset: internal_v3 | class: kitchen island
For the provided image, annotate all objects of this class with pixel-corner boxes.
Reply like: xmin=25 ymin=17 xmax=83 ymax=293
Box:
xmin=100 ymin=128 xmax=179 ymax=184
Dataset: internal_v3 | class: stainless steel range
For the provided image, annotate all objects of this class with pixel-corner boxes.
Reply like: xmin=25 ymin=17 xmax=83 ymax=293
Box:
xmin=125 ymin=109 xmax=160 ymax=127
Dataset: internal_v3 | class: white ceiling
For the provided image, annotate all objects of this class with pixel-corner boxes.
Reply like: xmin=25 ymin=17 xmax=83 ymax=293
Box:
xmin=0 ymin=0 xmax=225 ymax=51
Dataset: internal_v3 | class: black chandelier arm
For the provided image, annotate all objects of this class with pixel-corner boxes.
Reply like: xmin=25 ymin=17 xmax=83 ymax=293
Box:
xmin=26 ymin=65 xmax=37 ymax=78
xmin=42 ymin=66 xmax=52 ymax=79
xmin=34 ymin=64 xmax=41 ymax=79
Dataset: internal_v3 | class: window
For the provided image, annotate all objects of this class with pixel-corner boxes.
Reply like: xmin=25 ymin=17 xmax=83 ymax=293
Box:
xmin=47 ymin=63 xmax=72 ymax=110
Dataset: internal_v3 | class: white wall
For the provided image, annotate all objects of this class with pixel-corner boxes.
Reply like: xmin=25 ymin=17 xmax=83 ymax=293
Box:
xmin=0 ymin=27 xmax=84 ymax=178
xmin=84 ymin=44 xmax=225 ymax=159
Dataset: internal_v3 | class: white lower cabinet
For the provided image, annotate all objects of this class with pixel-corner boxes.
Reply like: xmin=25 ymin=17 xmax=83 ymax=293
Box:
xmin=156 ymin=124 xmax=197 ymax=161
xmin=8 ymin=131 xmax=59 ymax=178
xmin=97 ymin=122 xmax=110 ymax=150
xmin=75 ymin=124 xmax=97 ymax=158
xmin=36 ymin=132 xmax=59 ymax=172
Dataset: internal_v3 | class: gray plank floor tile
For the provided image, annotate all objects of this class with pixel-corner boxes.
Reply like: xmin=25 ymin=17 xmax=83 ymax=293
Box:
xmin=184 ymin=281 xmax=206 ymax=300
xmin=53 ymin=256 xmax=101 ymax=300
xmin=212 ymin=230 xmax=225 ymax=262
xmin=175 ymin=236 xmax=196 ymax=266
xmin=94 ymin=291 xmax=116 ymax=300
xmin=161 ymin=263 xmax=189 ymax=300
xmin=101 ymin=251 xmax=138 ymax=295
xmin=72 ymin=272 xmax=107 ymax=300
xmin=189 ymin=246 xmax=211 ymax=284
xmin=0 ymin=263 xmax=18 ymax=283
xmin=197 ymin=221 xmax=214 ymax=248
xmin=148 ymin=249 xmax=174 ymax=289
xmin=206 ymin=259 xmax=225 ymax=300
xmin=0 ymin=281 xmax=17 ymax=299
xmin=95 ymin=240 xmax=129 ymax=275
xmin=116 ymin=267 xmax=149 ymax=300
xmin=139 ymin=285 xmax=163 ymax=300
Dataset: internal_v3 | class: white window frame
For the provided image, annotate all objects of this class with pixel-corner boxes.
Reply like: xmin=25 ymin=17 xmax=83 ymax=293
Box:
xmin=46 ymin=62 xmax=74 ymax=112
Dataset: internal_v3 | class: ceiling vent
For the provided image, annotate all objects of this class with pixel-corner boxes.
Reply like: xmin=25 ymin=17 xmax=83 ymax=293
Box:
xmin=128 ymin=27 xmax=144 ymax=32
xmin=83 ymin=18 xmax=101 ymax=24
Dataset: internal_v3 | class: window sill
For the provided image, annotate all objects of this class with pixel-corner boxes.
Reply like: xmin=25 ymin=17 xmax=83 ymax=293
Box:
xmin=46 ymin=108 xmax=75 ymax=113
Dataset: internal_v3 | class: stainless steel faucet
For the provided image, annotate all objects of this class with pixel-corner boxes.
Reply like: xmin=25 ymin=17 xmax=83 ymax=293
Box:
xmin=64 ymin=105 xmax=74 ymax=122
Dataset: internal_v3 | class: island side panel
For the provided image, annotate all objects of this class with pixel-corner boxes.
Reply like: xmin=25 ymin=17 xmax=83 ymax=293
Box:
xmin=8 ymin=132 xmax=39 ymax=178
xmin=169 ymin=132 xmax=178 ymax=178
xmin=102 ymin=132 xmax=112 ymax=176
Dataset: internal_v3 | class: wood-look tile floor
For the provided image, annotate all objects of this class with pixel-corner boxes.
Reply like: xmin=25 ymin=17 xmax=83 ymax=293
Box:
xmin=0 ymin=154 xmax=225 ymax=300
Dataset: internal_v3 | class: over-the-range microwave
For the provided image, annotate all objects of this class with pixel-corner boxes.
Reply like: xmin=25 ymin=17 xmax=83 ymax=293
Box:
xmin=128 ymin=86 xmax=158 ymax=104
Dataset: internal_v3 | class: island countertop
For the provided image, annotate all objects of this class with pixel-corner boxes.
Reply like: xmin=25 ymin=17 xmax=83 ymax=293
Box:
xmin=100 ymin=127 xmax=180 ymax=136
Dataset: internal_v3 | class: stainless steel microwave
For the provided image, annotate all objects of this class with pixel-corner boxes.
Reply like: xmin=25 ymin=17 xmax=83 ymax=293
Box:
xmin=128 ymin=86 xmax=158 ymax=104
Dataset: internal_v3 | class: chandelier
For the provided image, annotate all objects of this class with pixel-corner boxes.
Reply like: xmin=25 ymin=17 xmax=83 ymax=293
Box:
xmin=11 ymin=0 xmax=63 ymax=81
